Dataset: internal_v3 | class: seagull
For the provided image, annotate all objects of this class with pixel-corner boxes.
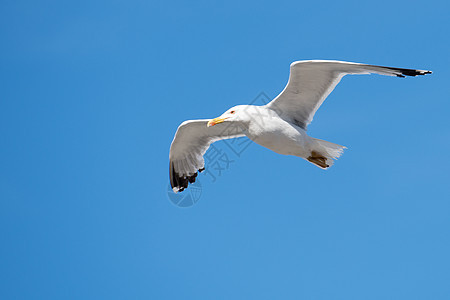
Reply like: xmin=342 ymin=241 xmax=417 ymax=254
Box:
xmin=169 ymin=60 xmax=431 ymax=192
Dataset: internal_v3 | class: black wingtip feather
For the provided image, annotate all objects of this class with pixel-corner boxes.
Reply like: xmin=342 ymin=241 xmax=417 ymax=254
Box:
xmin=169 ymin=161 xmax=203 ymax=193
xmin=370 ymin=64 xmax=432 ymax=77
xmin=394 ymin=67 xmax=432 ymax=77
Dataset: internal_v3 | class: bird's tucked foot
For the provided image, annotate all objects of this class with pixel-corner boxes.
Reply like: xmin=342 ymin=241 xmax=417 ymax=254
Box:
xmin=307 ymin=151 xmax=329 ymax=169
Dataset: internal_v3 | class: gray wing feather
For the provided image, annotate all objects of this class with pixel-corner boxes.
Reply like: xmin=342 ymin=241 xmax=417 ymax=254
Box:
xmin=169 ymin=120 xmax=246 ymax=192
xmin=266 ymin=60 xmax=431 ymax=129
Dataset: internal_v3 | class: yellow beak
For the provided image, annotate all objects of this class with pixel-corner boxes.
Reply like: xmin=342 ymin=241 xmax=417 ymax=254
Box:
xmin=207 ymin=117 xmax=228 ymax=127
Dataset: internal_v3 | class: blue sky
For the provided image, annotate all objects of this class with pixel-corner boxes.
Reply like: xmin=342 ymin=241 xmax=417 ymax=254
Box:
xmin=1 ymin=0 xmax=449 ymax=299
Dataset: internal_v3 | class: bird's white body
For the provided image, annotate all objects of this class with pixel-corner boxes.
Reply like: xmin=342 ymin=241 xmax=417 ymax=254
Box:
xmin=169 ymin=60 xmax=431 ymax=192
xmin=243 ymin=106 xmax=311 ymax=157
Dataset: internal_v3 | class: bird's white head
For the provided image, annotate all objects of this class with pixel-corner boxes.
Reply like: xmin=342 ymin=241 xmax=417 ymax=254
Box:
xmin=207 ymin=105 xmax=249 ymax=127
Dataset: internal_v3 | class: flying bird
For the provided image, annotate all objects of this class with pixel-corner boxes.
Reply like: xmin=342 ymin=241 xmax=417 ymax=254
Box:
xmin=169 ymin=60 xmax=431 ymax=192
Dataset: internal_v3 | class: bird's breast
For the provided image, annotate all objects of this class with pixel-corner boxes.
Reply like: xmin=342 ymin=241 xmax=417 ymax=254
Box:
xmin=246 ymin=119 xmax=309 ymax=156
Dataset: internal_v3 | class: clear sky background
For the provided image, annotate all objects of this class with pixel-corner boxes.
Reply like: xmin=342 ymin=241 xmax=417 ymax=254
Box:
xmin=1 ymin=0 xmax=449 ymax=299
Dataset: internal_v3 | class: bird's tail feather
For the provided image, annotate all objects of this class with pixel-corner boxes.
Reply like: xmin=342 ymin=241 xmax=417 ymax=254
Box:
xmin=307 ymin=138 xmax=346 ymax=169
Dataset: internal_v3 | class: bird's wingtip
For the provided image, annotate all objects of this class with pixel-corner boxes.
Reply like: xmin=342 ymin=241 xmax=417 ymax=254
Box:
xmin=400 ymin=68 xmax=432 ymax=77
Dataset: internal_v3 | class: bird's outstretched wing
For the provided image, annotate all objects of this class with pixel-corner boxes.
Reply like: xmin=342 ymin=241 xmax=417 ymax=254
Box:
xmin=169 ymin=120 xmax=245 ymax=193
xmin=266 ymin=60 xmax=432 ymax=129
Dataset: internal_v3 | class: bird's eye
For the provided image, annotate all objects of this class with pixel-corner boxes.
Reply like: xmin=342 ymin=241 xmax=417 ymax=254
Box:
xmin=230 ymin=110 xmax=235 ymax=114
